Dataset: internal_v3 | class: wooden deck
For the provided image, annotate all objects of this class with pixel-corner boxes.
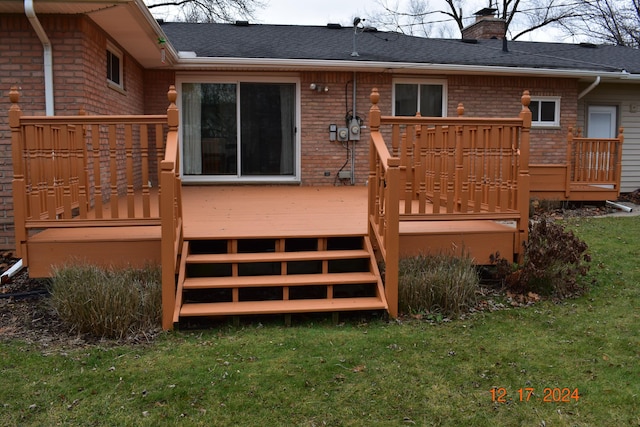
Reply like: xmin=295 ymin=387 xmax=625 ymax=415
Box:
xmin=181 ymin=186 xmax=368 ymax=239
xmin=9 ymin=86 xmax=624 ymax=330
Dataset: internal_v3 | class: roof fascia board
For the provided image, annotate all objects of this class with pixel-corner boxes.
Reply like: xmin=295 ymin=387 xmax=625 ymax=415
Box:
xmin=130 ymin=0 xmax=179 ymax=64
xmin=172 ymin=57 xmax=634 ymax=80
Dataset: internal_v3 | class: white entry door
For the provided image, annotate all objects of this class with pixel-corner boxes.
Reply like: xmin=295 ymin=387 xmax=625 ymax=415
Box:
xmin=587 ymin=105 xmax=617 ymax=138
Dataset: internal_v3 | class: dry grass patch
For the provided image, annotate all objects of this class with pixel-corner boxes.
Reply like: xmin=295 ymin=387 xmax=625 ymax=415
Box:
xmin=399 ymin=252 xmax=480 ymax=318
xmin=48 ymin=264 xmax=161 ymax=339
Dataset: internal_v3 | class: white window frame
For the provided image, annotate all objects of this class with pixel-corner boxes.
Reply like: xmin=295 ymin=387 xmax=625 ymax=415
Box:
xmin=176 ymin=74 xmax=302 ymax=184
xmin=106 ymin=41 xmax=124 ymax=90
xmin=392 ymin=78 xmax=448 ymax=116
xmin=530 ymin=96 xmax=561 ymax=128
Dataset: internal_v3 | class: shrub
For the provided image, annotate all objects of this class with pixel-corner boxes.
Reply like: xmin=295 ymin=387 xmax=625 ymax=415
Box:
xmin=398 ymin=253 xmax=480 ymax=318
xmin=493 ymin=218 xmax=591 ymax=298
xmin=48 ymin=264 xmax=161 ymax=339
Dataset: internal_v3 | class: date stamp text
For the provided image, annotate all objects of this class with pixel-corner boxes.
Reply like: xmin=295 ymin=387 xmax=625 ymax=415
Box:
xmin=490 ymin=387 xmax=580 ymax=403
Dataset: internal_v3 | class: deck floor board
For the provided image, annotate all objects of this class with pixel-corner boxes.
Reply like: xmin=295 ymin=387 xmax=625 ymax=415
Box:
xmin=181 ymin=186 xmax=368 ymax=239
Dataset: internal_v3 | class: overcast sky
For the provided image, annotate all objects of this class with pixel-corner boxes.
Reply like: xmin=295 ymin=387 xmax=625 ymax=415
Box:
xmin=253 ymin=0 xmax=376 ymax=26
xmin=252 ymin=0 xmax=567 ymax=42
xmin=149 ymin=0 xmax=569 ymax=42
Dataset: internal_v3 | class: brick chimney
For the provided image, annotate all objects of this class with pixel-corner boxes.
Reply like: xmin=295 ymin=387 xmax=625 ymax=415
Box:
xmin=462 ymin=8 xmax=506 ymax=40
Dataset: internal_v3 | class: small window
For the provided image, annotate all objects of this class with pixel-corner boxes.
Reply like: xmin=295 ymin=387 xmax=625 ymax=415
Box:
xmin=106 ymin=42 xmax=123 ymax=88
xmin=529 ymin=97 xmax=560 ymax=127
xmin=393 ymin=80 xmax=446 ymax=117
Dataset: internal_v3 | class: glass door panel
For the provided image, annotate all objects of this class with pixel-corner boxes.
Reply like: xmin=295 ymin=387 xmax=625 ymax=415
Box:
xmin=182 ymin=81 xmax=296 ymax=179
xmin=587 ymin=105 xmax=617 ymax=138
xmin=182 ymin=83 xmax=237 ymax=175
xmin=240 ymin=83 xmax=295 ymax=176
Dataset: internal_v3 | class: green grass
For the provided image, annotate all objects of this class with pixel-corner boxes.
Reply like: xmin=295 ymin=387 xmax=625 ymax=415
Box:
xmin=1 ymin=216 xmax=639 ymax=426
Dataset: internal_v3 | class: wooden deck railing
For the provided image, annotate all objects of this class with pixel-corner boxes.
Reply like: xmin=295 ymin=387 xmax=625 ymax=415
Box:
xmin=568 ymin=127 xmax=624 ymax=192
xmin=9 ymin=91 xmax=170 ymax=231
xmin=10 ymin=86 xmax=183 ymax=329
xmin=530 ymin=127 xmax=624 ymax=200
xmin=160 ymin=88 xmax=183 ymax=330
xmin=368 ymin=88 xmax=531 ymax=317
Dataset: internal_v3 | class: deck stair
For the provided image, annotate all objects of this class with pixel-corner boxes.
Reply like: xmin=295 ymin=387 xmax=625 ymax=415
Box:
xmin=173 ymin=235 xmax=388 ymax=324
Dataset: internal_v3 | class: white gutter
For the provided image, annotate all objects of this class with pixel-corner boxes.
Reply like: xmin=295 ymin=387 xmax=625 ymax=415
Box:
xmin=578 ymin=76 xmax=601 ymax=99
xmin=25 ymin=0 xmax=54 ymax=115
xmin=172 ymin=57 xmax=637 ymax=81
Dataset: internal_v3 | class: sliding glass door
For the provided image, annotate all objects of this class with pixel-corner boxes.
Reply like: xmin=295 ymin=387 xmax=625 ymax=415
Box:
xmin=181 ymin=79 xmax=298 ymax=181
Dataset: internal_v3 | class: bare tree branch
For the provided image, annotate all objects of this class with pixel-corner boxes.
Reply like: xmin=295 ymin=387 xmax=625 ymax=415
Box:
xmin=146 ymin=0 xmax=264 ymax=23
xmin=567 ymin=0 xmax=640 ymax=47
xmin=371 ymin=0 xmax=586 ymax=41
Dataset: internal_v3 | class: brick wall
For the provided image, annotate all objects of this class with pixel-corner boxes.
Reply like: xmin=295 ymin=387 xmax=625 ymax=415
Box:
xmin=143 ymin=70 xmax=176 ymax=115
xmin=300 ymin=71 xmax=391 ymax=185
xmin=0 ymin=14 xmax=146 ymax=249
xmin=448 ymin=75 xmax=578 ymax=164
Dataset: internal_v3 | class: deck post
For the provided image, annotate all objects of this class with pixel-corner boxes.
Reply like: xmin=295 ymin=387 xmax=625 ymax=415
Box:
xmin=565 ymin=127 xmax=574 ymax=198
xmin=368 ymin=88 xmax=380 ymax=244
xmin=9 ymin=87 xmax=28 ymax=262
xmin=615 ymin=128 xmax=624 ymax=197
xmin=161 ymin=86 xmax=180 ymax=331
xmin=517 ymin=91 xmax=532 ymax=261
xmin=385 ymin=156 xmax=401 ymax=318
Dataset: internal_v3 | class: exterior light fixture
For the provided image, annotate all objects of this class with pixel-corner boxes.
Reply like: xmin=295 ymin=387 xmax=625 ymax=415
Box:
xmin=310 ymin=83 xmax=329 ymax=92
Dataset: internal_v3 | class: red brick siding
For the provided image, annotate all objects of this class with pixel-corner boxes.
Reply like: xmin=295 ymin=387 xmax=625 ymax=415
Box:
xmin=0 ymin=15 xmax=146 ymax=249
xmin=144 ymin=70 xmax=176 ymax=115
xmin=300 ymin=71 xmax=391 ymax=185
xmin=448 ymin=75 xmax=578 ymax=164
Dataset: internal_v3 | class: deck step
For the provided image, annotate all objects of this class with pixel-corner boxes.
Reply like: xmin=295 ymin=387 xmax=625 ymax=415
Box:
xmin=179 ymin=297 xmax=388 ymax=317
xmin=174 ymin=235 xmax=387 ymax=323
xmin=186 ymin=249 xmax=371 ymax=264
xmin=183 ymin=272 xmax=378 ymax=289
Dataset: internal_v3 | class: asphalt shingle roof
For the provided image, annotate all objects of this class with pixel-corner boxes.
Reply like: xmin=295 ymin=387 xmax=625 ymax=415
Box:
xmin=160 ymin=22 xmax=640 ymax=74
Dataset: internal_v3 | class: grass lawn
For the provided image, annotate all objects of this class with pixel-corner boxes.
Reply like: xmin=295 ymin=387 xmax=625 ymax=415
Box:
xmin=1 ymin=216 xmax=639 ymax=426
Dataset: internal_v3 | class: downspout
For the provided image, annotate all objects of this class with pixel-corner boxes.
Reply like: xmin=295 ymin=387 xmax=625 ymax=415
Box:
xmin=10 ymin=0 xmax=52 ymax=283
xmin=578 ymin=76 xmax=601 ymax=99
xmin=25 ymin=0 xmax=54 ymax=115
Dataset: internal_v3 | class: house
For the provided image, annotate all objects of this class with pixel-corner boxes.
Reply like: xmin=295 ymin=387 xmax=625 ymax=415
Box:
xmin=1 ymin=0 xmax=637 ymax=328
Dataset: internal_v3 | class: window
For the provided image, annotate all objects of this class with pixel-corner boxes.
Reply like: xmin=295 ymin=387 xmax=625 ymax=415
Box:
xmin=180 ymin=79 xmax=299 ymax=182
xmin=393 ymin=80 xmax=446 ymax=116
xmin=106 ymin=42 xmax=123 ymax=88
xmin=529 ymin=97 xmax=560 ymax=127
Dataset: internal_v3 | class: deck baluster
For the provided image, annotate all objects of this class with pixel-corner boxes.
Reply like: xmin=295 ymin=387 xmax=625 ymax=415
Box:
xmin=445 ymin=125 xmax=455 ymax=213
xmin=403 ymin=124 xmax=415 ymax=214
xmin=91 ymin=124 xmax=104 ymax=218
xmin=140 ymin=125 xmax=151 ymax=217
xmin=417 ymin=125 xmax=427 ymax=214
xmin=60 ymin=124 xmax=73 ymax=218
xmin=77 ymin=109 xmax=89 ymax=218
xmin=125 ymin=124 xmax=136 ymax=218
xmin=44 ymin=125 xmax=57 ymax=219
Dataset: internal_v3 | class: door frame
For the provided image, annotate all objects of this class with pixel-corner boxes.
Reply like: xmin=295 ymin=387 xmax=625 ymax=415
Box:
xmin=176 ymin=74 xmax=302 ymax=184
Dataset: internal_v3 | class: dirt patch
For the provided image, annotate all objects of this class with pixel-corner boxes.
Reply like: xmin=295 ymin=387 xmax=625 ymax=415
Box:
xmin=618 ymin=189 xmax=640 ymax=205
xmin=0 ymin=252 xmax=160 ymax=348
xmin=0 ymin=252 xmax=76 ymax=347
